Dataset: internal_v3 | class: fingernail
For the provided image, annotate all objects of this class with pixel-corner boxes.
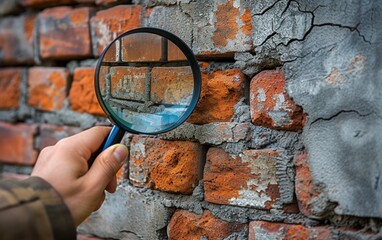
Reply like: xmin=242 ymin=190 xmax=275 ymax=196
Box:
xmin=113 ymin=144 xmax=128 ymax=163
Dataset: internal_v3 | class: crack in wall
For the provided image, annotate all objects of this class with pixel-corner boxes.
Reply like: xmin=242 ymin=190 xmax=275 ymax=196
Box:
xmin=254 ymin=0 xmax=371 ymax=50
xmin=309 ymin=109 xmax=376 ymax=128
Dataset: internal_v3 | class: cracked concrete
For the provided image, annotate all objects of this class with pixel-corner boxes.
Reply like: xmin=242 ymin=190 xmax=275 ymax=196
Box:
xmin=264 ymin=0 xmax=382 ymax=217
xmin=238 ymin=0 xmax=382 ymax=218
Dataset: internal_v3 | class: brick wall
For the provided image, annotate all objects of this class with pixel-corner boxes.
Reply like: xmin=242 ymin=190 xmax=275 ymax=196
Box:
xmin=0 ymin=0 xmax=381 ymax=240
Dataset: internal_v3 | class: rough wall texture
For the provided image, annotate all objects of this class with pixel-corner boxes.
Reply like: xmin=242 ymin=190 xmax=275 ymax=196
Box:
xmin=0 ymin=0 xmax=381 ymax=239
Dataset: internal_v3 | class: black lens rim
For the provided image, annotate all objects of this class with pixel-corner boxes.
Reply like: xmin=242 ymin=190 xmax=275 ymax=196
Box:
xmin=94 ymin=27 xmax=201 ymax=135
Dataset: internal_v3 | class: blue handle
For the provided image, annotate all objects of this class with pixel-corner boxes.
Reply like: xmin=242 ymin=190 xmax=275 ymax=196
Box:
xmin=88 ymin=125 xmax=125 ymax=167
xmin=100 ymin=125 xmax=126 ymax=151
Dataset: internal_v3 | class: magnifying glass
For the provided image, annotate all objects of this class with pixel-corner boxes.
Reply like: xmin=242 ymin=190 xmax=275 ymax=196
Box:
xmin=92 ymin=27 xmax=201 ymax=160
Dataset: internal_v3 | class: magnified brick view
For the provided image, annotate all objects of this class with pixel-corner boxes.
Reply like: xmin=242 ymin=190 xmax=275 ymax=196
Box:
xmin=99 ymin=33 xmax=193 ymax=133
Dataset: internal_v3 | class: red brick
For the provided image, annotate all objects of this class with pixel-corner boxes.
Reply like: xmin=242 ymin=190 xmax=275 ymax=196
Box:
xmin=28 ymin=67 xmax=69 ymax=111
xmin=0 ymin=68 xmax=23 ymax=109
xmin=188 ymin=67 xmax=245 ymax=124
xmin=151 ymin=67 xmax=193 ymax=105
xmin=294 ymin=152 xmax=321 ymax=218
xmin=110 ymin=66 xmax=148 ymax=101
xmin=20 ymin=0 xmax=75 ymax=8
xmin=204 ymin=148 xmax=281 ymax=209
xmin=168 ymin=40 xmax=187 ymax=61
xmin=168 ymin=210 xmax=246 ymax=240
xmin=69 ymin=67 xmax=105 ymax=116
xmin=0 ymin=15 xmax=35 ymax=65
xmin=38 ymin=7 xmax=93 ymax=60
xmin=129 ymin=136 xmax=202 ymax=194
xmin=250 ymin=69 xmax=306 ymax=131
xmin=120 ymin=32 xmax=162 ymax=62
xmin=90 ymin=5 xmax=141 ymax=56
xmin=0 ymin=122 xmax=37 ymax=165
xmin=38 ymin=124 xmax=82 ymax=150
xmin=248 ymin=221 xmax=332 ymax=240
xmin=98 ymin=66 xmax=109 ymax=97
xmin=102 ymin=41 xmax=118 ymax=62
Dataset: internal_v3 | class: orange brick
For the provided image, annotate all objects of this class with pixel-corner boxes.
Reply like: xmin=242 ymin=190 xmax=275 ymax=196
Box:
xmin=28 ymin=67 xmax=69 ymax=111
xmin=129 ymin=136 xmax=202 ymax=194
xmin=90 ymin=5 xmax=141 ymax=56
xmin=38 ymin=7 xmax=93 ymax=59
xmin=151 ymin=66 xmax=193 ymax=105
xmin=250 ymin=69 xmax=306 ymax=131
xmin=204 ymin=148 xmax=282 ymax=209
xmin=188 ymin=68 xmax=245 ymax=124
xmin=168 ymin=210 xmax=246 ymax=240
xmin=0 ymin=68 xmax=23 ymax=109
xmin=69 ymin=67 xmax=105 ymax=116
xmin=0 ymin=122 xmax=37 ymax=165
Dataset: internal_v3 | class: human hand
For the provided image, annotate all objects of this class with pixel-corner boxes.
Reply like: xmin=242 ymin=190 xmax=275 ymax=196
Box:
xmin=31 ymin=126 xmax=128 ymax=226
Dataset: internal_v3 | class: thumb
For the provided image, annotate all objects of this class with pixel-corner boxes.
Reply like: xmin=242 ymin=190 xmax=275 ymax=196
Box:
xmin=87 ymin=144 xmax=129 ymax=191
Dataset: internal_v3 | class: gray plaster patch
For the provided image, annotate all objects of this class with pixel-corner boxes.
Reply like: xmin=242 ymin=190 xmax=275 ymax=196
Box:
xmin=247 ymin=0 xmax=382 ymax=218
xmin=78 ymin=185 xmax=173 ymax=240
xmin=306 ymin=111 xmax=382 ymax=217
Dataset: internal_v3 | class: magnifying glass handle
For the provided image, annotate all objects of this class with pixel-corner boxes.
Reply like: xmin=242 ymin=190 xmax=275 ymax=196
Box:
xmin=88 ymin=125 xmax=125 ymax=167
xmin=100 ymin=125 xmax=125 ymax=151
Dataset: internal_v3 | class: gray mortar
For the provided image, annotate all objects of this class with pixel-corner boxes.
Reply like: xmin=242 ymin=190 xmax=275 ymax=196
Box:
xmin=79 ymin=181 xmax=319 ymax=239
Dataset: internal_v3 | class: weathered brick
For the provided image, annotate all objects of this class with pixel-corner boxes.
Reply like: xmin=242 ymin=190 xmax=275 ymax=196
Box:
xmin=38 ymin=7 xmax=93 ymax=59
xmin=188 ymin=67 xmax=245 ymax=124
xmin=110 ymin=66 xmax=147 ymax=101
xmin=248 ymin=221 xmax=333 ymax=240
xmin=0 ymin=15 xmax=35 ymax=65
xmin=168 ymin=210 xmax=246 ymax=240
xmin=294 ymin=152 xmax=321 ymax=218
xmin=250 ymin=69 xmax=305 ymax=131
xmin=192 ymin=0 xmax=253 ymax=57
xmin=20 ymin=0 xmax=75 ymax=8
xmin=204 ymin=147 xmax=282 ymax=209
xmin=129 ymin=136 xmax=202 ymax=194
xmin=0 ymin=68 xmax=23 ymax=109
xmin=90 ymin=5 xmax=141 ymax=56
xmin=28 ymin=67 xmax=69 ymax=111
xmin=0 ymin=122 xmax=37 ymax=165
xmin=151 ymin=66 xmax=193 ymax=105
xmin=195 ymin=122 xmax=250 ymax=145
xmin=38 ymin=124 xmax=82 ymax=150
xmin=69 ymin=67 xmax=105 ymax=116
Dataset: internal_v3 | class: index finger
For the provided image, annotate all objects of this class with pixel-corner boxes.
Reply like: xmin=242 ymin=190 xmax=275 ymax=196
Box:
xmin=58 ymin=126 xmax=111 ymax=162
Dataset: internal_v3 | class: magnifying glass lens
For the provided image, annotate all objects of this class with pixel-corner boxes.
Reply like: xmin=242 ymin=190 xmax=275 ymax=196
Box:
xmin=96 ymin=29 xmax=200 ymax=135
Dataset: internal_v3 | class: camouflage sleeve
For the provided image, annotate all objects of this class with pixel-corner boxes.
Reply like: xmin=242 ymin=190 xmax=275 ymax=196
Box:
xmin=0 ymin=176 xmax=76 ymax=240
